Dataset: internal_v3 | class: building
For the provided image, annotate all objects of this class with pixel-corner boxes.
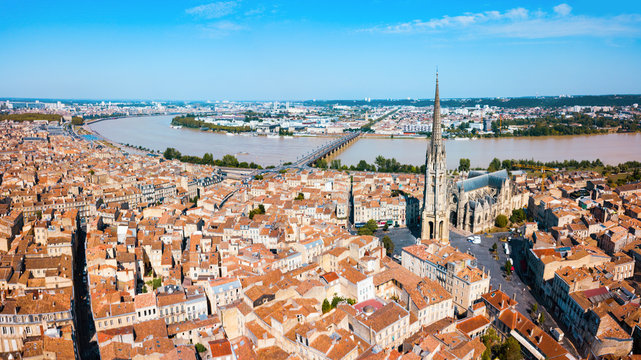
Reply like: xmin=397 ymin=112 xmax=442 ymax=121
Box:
xmin=450 ymin=170 xmax=528 ymax=233
xmin=402 ymin=242 xmax=490 ymax=313
xmin=421 ymin=73 xmax=449 ymax=243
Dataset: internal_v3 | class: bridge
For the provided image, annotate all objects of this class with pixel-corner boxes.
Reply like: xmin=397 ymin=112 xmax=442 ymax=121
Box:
xmin=237 ymin=132 xmax=362 ymax=180
xmin=292 ymin=131 xmax=361 ymax=168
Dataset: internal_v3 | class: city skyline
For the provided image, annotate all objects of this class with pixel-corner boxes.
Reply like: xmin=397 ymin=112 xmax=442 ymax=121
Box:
xmin=1 ymin=0 xmax=640 ymax=101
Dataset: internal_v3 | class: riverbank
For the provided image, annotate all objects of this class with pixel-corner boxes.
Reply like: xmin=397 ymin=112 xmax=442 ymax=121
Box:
xmin=88 ymin=115 xmax=335 ymax=166
xmin=336 ymin=132 xmax=641 ymax=170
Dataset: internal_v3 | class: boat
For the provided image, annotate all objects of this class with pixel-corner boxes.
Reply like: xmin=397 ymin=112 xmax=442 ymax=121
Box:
xmin=170 ymin=125 xmax=182 ymax=129
xmin=267 ymin=134 xmax=279 ymax=139
xmin=226 ymin=133 xmax=236 ymax=136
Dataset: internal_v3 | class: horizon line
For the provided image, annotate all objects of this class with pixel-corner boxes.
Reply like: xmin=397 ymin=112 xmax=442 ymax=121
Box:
xmin=1 ymin=93 xmax=641 ymax=104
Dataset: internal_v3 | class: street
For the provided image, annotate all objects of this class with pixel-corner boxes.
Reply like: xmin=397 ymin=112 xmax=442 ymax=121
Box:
xmin=381 ymin=227 xmax=579 ymax=357
xmin=73 ymin=229 xmax=99 ymax=359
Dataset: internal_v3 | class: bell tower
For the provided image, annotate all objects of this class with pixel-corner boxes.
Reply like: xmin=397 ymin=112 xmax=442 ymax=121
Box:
xmin=421 ymin=73 xmax=449 ymax=244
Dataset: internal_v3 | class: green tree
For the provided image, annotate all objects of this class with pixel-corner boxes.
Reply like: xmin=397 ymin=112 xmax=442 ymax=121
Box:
xmin=531 ymin=303 xmax=538 ymax=314
xmin=322 ymin=299 xmax=331 ymax=314
xmin=151 ymin=278 xmax=162 ymax=290
xmin=499 ymin=337 xmax=523 ymax=360
xmin=71 ymin=116 xmax=84 ymax=125
xmin=248 ymin=204 xmax=266 ymax=219
xmin=221 ymin=154 xmax=239 ymax=167
xmin=254 ymin=174 xmax=264 ymax=180
xmin=505 ymin=261 xmax=512 ymax=275
xmin=510 ymin=209 xmax=526 ymax=223
xmin=365 ymin=220 xmax=378 ymax=233
xmin=488 ymin=158 xmax=502 ymax=172
xmin=491 ymin=243 xmax=498 ymax=252
xmin=458 ymin=158 xmax=471 ymax=172
xmin=331 ymin=296 xmax=342 ymax=309
xmin=495 ymin=214 xmax=508 ymax=228
xmin=538 ymin=312 xmax=545 ymax=325
xmin=163 ymin=147 xmax=181 ymax=160
xmin=358 ymin=226 xmax=373 ymax=236
xmin=295 ymin=193 xmax=304 ymax=200
xmin=195 ymin=343 xmax=207 ymax=353
xmin=317 ymin=159 xmax=328 ymax=169
xmin=381 ymin=235 xmax=394 ymax=256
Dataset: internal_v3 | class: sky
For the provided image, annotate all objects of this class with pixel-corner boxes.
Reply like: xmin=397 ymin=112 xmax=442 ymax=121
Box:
xmin=1 ymin=0 xmax=640 ymax=101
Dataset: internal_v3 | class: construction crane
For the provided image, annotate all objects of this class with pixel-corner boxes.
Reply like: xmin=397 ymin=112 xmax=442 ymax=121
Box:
xmin=513 ymin=163 xmax=558 ymax=192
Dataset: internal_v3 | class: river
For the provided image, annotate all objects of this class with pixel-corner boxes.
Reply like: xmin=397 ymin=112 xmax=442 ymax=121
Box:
xmin=88 ymin=115 xmax=333 ymax=166
xmin=336 ymin=134 xmax=641 ymax=169
xmin=89 ymin=115 xmax=641 ymax=169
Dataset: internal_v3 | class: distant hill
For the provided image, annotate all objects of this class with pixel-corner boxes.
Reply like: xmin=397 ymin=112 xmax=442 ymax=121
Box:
xmin=303 ymin=94 xmax=641 ymax=108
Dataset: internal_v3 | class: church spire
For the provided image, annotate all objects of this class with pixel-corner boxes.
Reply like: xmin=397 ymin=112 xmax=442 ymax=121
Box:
xmin=421 ymin=71 xmax=449 ymax=244
xmin=432 ymin=71 xmax=442 ymax=147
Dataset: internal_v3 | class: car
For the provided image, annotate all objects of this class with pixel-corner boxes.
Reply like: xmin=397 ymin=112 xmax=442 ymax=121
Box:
xmin=504 ymin=243 xmax=510 ymax=255
xmin=467 ymin=235 xmax=481 ymax=244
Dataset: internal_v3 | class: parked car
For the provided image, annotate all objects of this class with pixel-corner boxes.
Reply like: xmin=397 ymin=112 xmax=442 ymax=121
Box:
xmin=467 ymin=235 xmax=481 ymax=244
xmin=504 ymin=243 xmax=510 ymax=255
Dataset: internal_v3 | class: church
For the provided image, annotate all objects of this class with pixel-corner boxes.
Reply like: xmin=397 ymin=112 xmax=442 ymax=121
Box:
xmin=421 ymin=75 xmax=528 ymax=241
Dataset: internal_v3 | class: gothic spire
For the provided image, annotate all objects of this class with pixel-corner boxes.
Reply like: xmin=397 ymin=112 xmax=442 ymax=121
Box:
xmin=432 ymin=72 xmax=442 ymax=147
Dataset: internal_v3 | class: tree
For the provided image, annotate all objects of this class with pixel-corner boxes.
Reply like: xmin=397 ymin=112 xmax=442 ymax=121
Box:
xmin=481 ymin=328 xmax=500 ymax=360
xmin=505 ymin=261 xmax=512 ymax=275
xmin=248 ymin=204 xmax=266 ymax=219
xmin=495 ymin=214 xmax=508 ymax=228
xmin=195 ymin=343 xmax=207 ymax=353
xmin=322 ymin=299 xmax=331 ymax=314
xmin=163 ymin=147 xmax=181 ymax=160
xmin=488 ymin=158 xmax=502 ymax=172
xmin=71 ymin=116 xmax=84 ymax=125
xmin=358 ymin=227 xmax=373 ymax=236
xmin=151 ymin=278 xmax=162 ymax=290
xmin=491 ymin=243 xmax=498 ymax=252
xmin=382 ymin=235 xmax=394 ymax=256
xmin=202 ymin=152 xmax=214 ymax=165
xmin=538 ymin=312 xmax=545 ymax=325
xmin=510 ymin=209 xmax=526 ymax=223
xmin=499 ymin=337 xmax=523 ymax=360
xmin=531 ymin=303 xmax=538 ymax=314
xmin=221 ymin=154 xmax=239 ymax=167
xmin=458 ymin=158 xmax=471 ymax=172
xmin=317 ymin=159 xmax=328 ymax=169
xmin=365 ymin=220 xmax=378 ymax=233
xmin=295 ymin=193 xmax=304 ymax=200
xmin=254 ymin=174 xmax=264 ymax=180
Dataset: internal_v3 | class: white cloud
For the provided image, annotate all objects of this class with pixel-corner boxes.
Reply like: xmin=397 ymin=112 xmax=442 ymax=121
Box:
xmin=201 ymin=21 xmax=245 ymax=38
xmin=363 ymin=4 xmax=641 ymax=39
xmin=553 ymin=3 xmax=572 ymax=16
xmin=186 ymin=1 xmax=240 ymax=19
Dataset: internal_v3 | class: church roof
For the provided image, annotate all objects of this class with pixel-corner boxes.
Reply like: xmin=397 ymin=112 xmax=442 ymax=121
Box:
xmin=457 ymin=169 xmax=508 ymax=193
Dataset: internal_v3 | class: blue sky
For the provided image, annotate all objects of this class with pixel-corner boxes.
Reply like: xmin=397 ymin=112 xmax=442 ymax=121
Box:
xmin=1 ymin=1 xmax=640 ymax=101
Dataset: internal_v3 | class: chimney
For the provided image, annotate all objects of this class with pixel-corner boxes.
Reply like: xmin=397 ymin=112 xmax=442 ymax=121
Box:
xmin=498 ymin=284 xmax=502 ymax=291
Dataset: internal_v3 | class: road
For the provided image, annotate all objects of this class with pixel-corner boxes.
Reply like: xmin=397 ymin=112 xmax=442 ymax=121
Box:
xmin=73 ymin=228 xmax=99 ymax=359
xmin=449 ymin=231 xmax=579 ymax=357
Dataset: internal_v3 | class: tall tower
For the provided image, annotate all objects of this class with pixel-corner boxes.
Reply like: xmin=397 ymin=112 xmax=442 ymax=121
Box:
xmin=421 ymin=73 xmax=449 ymax=243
